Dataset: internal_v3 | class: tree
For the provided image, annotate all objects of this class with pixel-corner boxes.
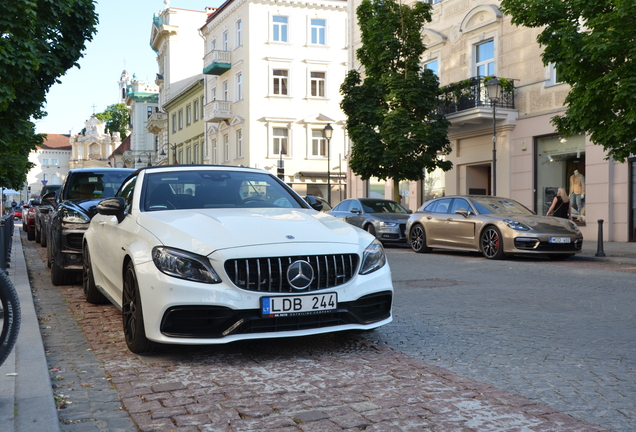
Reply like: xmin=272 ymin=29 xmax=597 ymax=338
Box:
xmin=0 ymin=1 xmax=98 ymax=189
xmin=95 ymin=103 xmax=130 ymax=139
xmin=340 ymin=0 xmax=452 ymax=201
xmin=500 ymin=0 xmax=636 ymax=162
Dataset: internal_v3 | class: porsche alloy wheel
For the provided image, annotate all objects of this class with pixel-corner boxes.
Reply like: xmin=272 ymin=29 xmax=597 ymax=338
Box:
xmin=481 ymin=226 xmax=505 ymax=260
xmin=122 ymin=262 xmax=155 ymax=354
xmin=410 ymin=224 xmax=432 ymax=253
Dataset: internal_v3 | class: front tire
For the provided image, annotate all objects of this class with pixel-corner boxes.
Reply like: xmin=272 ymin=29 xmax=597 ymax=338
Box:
xmin=0 ymin=270 xmax=21 ymax=367
xmin=35 ymin=225 xmax=41 ymax=243
xmin=50 ymin=242 xmax=74 ymax=286
xmin=481 ymin=226 xmax=505 ymax=260
xmin=83 ymin=244 xmax=108 ymax=304
xmin=122 ymin=262 xmax=156 ymax=354
xmin=409 ymin=224 xmax=432 ymax=253
xmin=366 ymin=224 xmax=376 ymax=237
xmin=27 ymin=228 xmax=35 ymax=241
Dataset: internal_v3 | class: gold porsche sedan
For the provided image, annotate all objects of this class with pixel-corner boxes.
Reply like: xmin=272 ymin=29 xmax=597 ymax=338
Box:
xmin=406 ymin=195 xmax=583 ymax=260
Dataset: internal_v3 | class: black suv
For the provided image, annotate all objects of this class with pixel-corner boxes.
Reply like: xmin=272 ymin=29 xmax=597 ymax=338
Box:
xmin=32 ymin=184 xmax=62 ymax=246
xmin=46 ymin=168 xmax=134 ymax=285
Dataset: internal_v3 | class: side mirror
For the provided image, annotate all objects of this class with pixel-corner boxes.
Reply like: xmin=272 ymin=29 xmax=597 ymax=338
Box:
xmin=349 ymin=208 xmax=361 ymax=214
xmin=304 ymin=196 xmax=324 ymax=211
xmin=454 ymin=208 xmax=471 ymax=218
xmin=97 ymin=197 xmax=126 ymax=223
xmin=407 ymin=209 xmax=413 ymax=214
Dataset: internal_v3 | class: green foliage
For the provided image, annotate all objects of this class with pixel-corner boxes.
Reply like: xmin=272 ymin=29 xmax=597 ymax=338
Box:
xmin=0 ymin=0 xmax=98 ymax=188
xmin=95 ymin=103 xmax=130 ymax=139
xmin=500 ymin=0 xmax=636 ymax=161
xmin=340 ymin=0 xmax=452 ymax=200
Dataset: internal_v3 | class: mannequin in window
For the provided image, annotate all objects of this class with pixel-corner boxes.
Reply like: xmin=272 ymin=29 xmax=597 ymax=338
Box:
xmin=569 ymin=170 xmax=585 ymax=220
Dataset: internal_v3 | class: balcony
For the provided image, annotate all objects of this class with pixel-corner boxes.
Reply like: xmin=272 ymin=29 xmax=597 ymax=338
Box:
xmin=146 ymin=112 xmax=167 ymax=135
xmin=204 ymin=100 xmax=232 ymax=122
xmin=203 ymin=50 xmax=231 ymax=76
xmin=438 ymin=76 xmax=516 ymax=129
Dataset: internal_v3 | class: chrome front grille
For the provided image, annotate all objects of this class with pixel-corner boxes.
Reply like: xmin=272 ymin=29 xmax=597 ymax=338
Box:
xmin=224 ymin=254 xmax=359 ymax=293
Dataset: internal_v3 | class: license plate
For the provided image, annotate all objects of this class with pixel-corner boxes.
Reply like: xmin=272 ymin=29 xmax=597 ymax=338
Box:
xmin=261 ymin=293 xmax=337 ymax=317
xmin=549 ymin=237 xmax=571 ymax=243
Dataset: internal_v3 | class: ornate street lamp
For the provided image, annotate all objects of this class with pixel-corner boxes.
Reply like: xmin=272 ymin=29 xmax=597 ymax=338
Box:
xmin=323 ymin=123 xmax=333 ymax=204
xmin=159 ymin=144 xmax=178 ymax=164
xmin=137 ymin=151 xmax=153 ymax=167
xmin=486 ymin=77 xmax=503 ymax=196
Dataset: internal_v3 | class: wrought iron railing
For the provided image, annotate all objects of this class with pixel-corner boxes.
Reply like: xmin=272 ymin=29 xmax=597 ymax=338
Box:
xmin=438 ymin=76 xmax=515 ymax=115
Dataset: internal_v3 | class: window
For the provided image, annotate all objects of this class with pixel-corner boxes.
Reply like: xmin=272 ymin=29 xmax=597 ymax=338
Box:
xmin=273 ymin=70 xmax=288 ymax=95
xmin=211 ymin=39 xmax=217 ymax=51
xmin=310 ymin=72 xmax=325 ymax=97
xmin=194 ymin=100 xmax=199 ymax=121
xmin=194 ymin=144 xmax=199 ymax=164
xmin=273 ymin=128 xmax=288 ymax=156
xmin=312 ymin=130 xmax=327 ymax=156
xmin=424 ymin=60 xmax=439 ymax=77
xmin=223 ymin=31 xmax=229 ymax=51
xmin=236 ymin=73 xmax=243 ymax=101
xmin=475 ymin=40 xmax=494 ymax=76
xmin=51 ymin=159 xmax=58 ymax=165
xmin=547 ymin=63 xmax=563 ymax=86
xmin=223 ymin=81 xmax=229 ymax=101
xmin=224 ymin=134 xmax=230 ymax=161
xmin=273 ymin=16 xmax=288 ymax=42
xmin=186 ymin=105 xmax=192 ymax=126
xmin=172 ymin=114 xmax=177 ymax=133
xmin=42 ymin=158 xmax=49 ymax=165
xmin=186 ymin=147 xmax=192 ymax=164
xmin=43 ymin=173 xmax=48 ymax=182
xmin=236 ymin=129 xmax=243 ymax=158
xmin=212 ymin=139 xmax=218 ymax=164
xmin=311 ymin=19 xmax=326 ymax=45
xmin=201 ymin=96 xmax=204 ymax=118
xmin=178 ymin=110 xmax=183 ymax=129
xmin=211 ymin=87 xmax=217 ymax=101
xmin=236 ymin=19 xmax=242 ymax=47
xmin=147 ymin=106 xmax=153 ymax=118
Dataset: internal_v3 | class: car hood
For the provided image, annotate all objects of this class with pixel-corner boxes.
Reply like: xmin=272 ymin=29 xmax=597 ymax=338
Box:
xmin=368 ymin=213 xmax=410 ymax=222
xmin=500 ymin=214 xmax=580 ymax=234
xmin=136 ymin=208 xmax=365 ymax=256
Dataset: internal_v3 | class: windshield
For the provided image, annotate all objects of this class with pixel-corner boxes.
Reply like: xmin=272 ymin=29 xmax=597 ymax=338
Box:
xmin=143 ymin=170 xmax=305 ymax=211
xmin=66 ymin=171 xmax=131 ymax=200
xmin=360 ymin=199 xmax=409 ymax=214
xmin=471 ymin=197 xmax=534 ymax=215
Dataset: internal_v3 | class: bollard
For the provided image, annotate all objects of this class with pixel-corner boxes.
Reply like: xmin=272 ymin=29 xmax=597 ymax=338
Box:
xmin=595 ymin=219 xmax=606 ymax=257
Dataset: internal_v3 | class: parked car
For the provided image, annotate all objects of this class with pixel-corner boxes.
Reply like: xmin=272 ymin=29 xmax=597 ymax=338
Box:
xmin=328 ymin=198 xmax=411 ymax=244
xmin=33 ymin=184 xmax=62 ymax=246
xmin=47 ymin=168 xmax=134 ymax=285
xmin=23 ymin=200 xmax=38 ymax=241
xmin=406 ymin=195 xmax=583 ymax=260
xmin=83 ymin=165 xmax=393 ymax=354
xmin=12 ymin=207 xmax=22 ymax=221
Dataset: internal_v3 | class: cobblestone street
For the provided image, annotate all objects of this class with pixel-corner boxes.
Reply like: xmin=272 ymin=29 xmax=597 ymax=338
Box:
xmin=20 ymin=231 xmax=626 ymax=431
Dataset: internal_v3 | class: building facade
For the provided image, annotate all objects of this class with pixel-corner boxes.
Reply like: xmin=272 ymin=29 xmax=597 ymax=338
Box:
xmin=200 ymin=0 xmax=349 ymax=204
xmin=150 ymin=5 xmax=209 ymax=165
xmin=348 ymin=0 xmax=633 ymax=242
xmin=26 ymin=134 xmax=72 ymax=198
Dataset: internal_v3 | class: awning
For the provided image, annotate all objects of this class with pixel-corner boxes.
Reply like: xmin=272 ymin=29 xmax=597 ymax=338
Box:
xmin=297 ymin=172 xmax=346 ymax=178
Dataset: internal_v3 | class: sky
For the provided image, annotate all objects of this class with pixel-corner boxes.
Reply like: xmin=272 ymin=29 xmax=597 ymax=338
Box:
xmin=34 ymin=0 xmax=224 ymax=135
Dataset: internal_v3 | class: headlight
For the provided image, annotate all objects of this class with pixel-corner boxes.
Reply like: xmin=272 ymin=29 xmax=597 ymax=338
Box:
xmin=61 ymin=208 xmax=90 ymax=224
xmin=359 ymin=239 xmax=387 ymax=275
xmin=152 ymin=247 xmax=222 ymax=284
xmin=379 ymin=221 xmax=398 ymax=227
xmin=503 ymin=219 xmax=530 ymax=231
xmin=567 ymin=221 xmax=581 ymax=233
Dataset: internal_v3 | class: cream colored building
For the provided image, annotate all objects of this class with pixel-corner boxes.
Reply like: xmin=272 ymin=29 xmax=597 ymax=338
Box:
xmin=348 ymin=0 xmax=634 ymax=242
xmin=70 ymin=117 xmax=121 ymax=169
xmin=149 ymin=5 xmax=209 ymax=165
xmin=200 ymin=0 xmax=349 ymax=204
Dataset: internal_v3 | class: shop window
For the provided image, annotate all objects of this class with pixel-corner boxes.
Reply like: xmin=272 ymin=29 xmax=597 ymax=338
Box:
xmin=536 ymin=134 xmax=586 ymax=223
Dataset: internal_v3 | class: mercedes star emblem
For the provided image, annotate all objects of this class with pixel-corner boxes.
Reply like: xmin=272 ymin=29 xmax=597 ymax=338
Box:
xmin=287 ymin=260 xmax=314 ymax=290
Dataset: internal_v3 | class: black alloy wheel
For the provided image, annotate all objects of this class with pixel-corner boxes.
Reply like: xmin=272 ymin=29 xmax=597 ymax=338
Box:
xmin=481 ymin=226 xmax=505 ymax=260
xmin=409 ymin=224 xmax=432 ymax=253
xmin=122 ymin=261 xmax=155 ymax=354
xmin=82 ymin=244 xmax=108 ymax=304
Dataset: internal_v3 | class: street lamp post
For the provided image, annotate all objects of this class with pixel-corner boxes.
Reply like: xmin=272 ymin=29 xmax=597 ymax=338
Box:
xmin=137 ymin=152 xmax=153 ymax=167
xmin=323 ymin=123 xmax=333 ymax=204
xmin=486 ymin=77 xmax=503 ymax=196
xmin=159 ymin=144 xmax=177 ymax=164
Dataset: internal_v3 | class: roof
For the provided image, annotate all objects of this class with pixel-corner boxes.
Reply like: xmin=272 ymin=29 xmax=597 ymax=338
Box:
xmin=111 ymin=135 xmax=131 ymax=156
xmin=39 ymin=134 xmax=72 ymax=151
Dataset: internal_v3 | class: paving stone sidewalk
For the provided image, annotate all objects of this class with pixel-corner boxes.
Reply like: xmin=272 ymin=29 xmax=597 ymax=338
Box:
xmin=23 ymin=233 xmax=611 ymax=432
